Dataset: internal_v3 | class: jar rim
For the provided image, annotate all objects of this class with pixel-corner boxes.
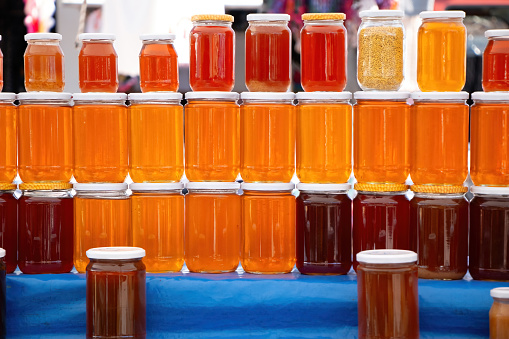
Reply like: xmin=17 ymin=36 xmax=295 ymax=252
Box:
xmin=357 ymin=249 xmax=417 ymax=264
xmin=86 ymin=246 xmax=145 ymax=260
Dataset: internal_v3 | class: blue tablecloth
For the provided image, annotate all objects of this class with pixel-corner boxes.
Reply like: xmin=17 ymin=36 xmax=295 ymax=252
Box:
xmin=6 ymin=272 xmax=507 ymax=338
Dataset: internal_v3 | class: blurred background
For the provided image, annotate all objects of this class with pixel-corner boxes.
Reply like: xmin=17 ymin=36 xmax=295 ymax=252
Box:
xmin=1 ymin=0 xmax=508 ymax=95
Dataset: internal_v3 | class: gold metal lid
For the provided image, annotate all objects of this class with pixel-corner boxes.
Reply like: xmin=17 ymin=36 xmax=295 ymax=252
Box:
xmin=191 ymin=14 xmax=234 ymax=22
xmin=355 ymin=183 xmax=408 ymax=192
xmin=302 ymin=13 xmax=346 ymax=20
xmin=411 ymin=185 xmax=467 ymax=194
xmin=20 ymin=182 xmax=73 ymax=190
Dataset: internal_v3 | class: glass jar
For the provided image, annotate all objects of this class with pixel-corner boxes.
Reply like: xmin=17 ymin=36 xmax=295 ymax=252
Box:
xmin=490 ymin=288 xmax=509 ymax=339
xmin=86 ymin=247 xmax=146 ymax=339
xmin=18 ymin=183 xmax=73 ymax=274
xmin=139 ymin=34 xmax=179 ymax=92
xmin=410 ymin=92 xmax=469 ymax=186
xmin=296 ymin=92 xmax=352 ymax=183
xmin=185 ymin=182 xmax=241 ymax=273
xmin=357 ymin=10 xmax=404 ymax=91
xmin=74 ymin=183 xmax=131 ymax=273
xmin=411 ymin=185 xmax=468 ymax=280
xmin=0 ymin=184 xmax=17 ymax=273
xmin=357 ymin=249 xmax=419 ymax=339
xmin=0 ymin=93 xmax=16 ymax=184
xmin=300 ymin=13 xmax=347 ymax=92
xmin=24 ymin=33 xmax=65 ymax=92
xmin=296 ymin=183 xmax=351 ymax=275
xmin=0 ymin=248 xmax=5 ymax=338
xmin=470 ymin=186 xmax=509 ymax=281
xmin=245 ymin=14 xmax=291 ymax=92
xmin=131 ymin=183 xmax=184 ymax=273
xmin=73 ymin=93 xmax=128 ymax=183
xmin=241 ymin=183 xmax=296 ymax=274
xmin=353 ymin=184 xmax=411 ymax=271
xmin=417 ymin=11 xmax=466 ymax=92
xmin=18 ymin=92 xmax=73 ymax=183
xmin=128 ymin=92 xmax=183 ymax=183
xmin=354 ymin=91 xmax=410 ymax=185
xmin=190 ymin=15 xmax=235 ymax=91
xmin=185 ymin=92 xmax=240 ymax=181
xmin=240 ymin=92 xmax=296 ymax=182
xmin=483 ymin=30 xmax=509 ymax=92
xmin=471 ymin=92 xmax=509 ymax=186
xmin=78 ymin=33 xmax=118 ymax=93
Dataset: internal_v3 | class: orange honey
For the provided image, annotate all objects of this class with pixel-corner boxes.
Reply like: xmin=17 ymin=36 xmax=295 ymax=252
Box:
xmin=18 ymin=93 xmax=73 ymax=183
xmin=73 ymin=93 xmax=128 ymax=183
xmin=131 ymin=183 xmax=184 ymax=273
xmin=296 ymin=92 xmax=352 ymax=183
xmin=78 ymin=34 xmax=118 ymax=93
xmin=129 ymin=93 xmax=183 ymax=183
xmin=354 ymin=92 xmax=410 ymax=184
xmin=241 ymin=92 xmax=295 ymax=182
xmin=185 ymin=182 xmax=241 ymax=273
xmin=139 ymin=34 xmax=179 ymax=92
xmin=0 ymin=94 xmax=16 ymax=183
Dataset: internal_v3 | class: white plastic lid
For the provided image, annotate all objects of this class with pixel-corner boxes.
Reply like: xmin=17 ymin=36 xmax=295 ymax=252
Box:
xmin=128 ymin=92 xmax=182 ymax=101
xmin=18 ymin=92 xmax=72 ymax=101
xmin=79 ymin=33 xmax=116 ymax=41
xmin=25 ymin=33 xmax=62 ymax=41
xmin=186 ymin=182 xmax=240 ymax=190
xmin=241 ymin=183 xmax=295 ymax=191
xmin=356 ymin=249 xmax=418 ymax=264
xmin=247 ymin=13 xmax=290 ymax=21
xmin=0 ymin=248 xmax=5 ymax=258
xmin=354 ymin=91 xmax=410 ymax=100
xmin=411 ymin=92 xmax=469 ymax=100
xmin=185 ymin=91 xmax=239 ymax=100
xmin=297 ymin=183 xmax=351 ymax=192
xmin=471 ymin=186 xmax=509 ymax=195
xmin=491 ymin=287 xmax=509 ymax=299
xmin=296 ymin=92 xmax=352 ymax=100
xmin=240 ymin=92 xmax=295 ymax=100
xmin=140 ymin=33 xmax=176 ymax=41
xmin=486 ymin=30 xmax=509 ymax=38
xmin=130 ymin=182 xmax=184 ymax=191
xmin=471 ymin=92 xmax=509 ymax=101
xmin=73 ymin=93 xmax=127 ymax=101
xmin=86 ymin=247 xmax=145 ymax=260
xmin=74 ymin=183 xmax=128 ymax=191
xmin=420 ymin=11 xmax=465 ymax=19
xmin=0 ymin=93 xmax=16 ymax=101
xmin=359 ymin=10 xmax=404 ymax=18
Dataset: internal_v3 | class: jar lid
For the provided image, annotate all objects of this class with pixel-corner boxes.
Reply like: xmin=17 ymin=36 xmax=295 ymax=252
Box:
xmin=359 ymin=10 xmax=404 ymax=18
xmin=86 ymin=246 xmax=146 ymax=260
xmin=0 ymin=93 xmax=16 ymax=101
xmin=79 ymin=33 xmax=116 ymax=41
xmin=18 ymin=92 xmax=72 ymax=101
xmin=411 ymin=185 xmax=467 ymax=194
xmin=420 ymin=10 xmax=465 ymax=19
xmin=25 ymin=32 xmax=62 ymax=41
xmin=140 ymin=33 xmax=176 ymax=41
xmin=296 ymin=92 xmax=352 ymax=100
xmin=302 ymin=13 xmax=346 ymax=21
xmin=0 ymin=183 xmax=16 ymax=190
xmin=241 ymin=183 xmax=295 ymax=191
xmin=191 ymin=14 xmax=234 ymax=22
xmin=247 ymin=13 xmax=290 ymax=22
xmin=74 ymin=183 xmax=128 ymax=191
xmin=485 ymin=29 xmax=509 ymax=38
xmin=297 ymin=183 xmax=351 ymax=192
xmin=357 ymin=249 xmax=417 ymax=264
xmin=471 ymin=186 xmax=509 ymax=195
xmin=355 ymin=183 xmax=408 ymax=192
xmin=0 ymin=248 xmax=5 ymax=258
xmin=128 ymin=92 xmax=182 ymax=101
xmin=411 ymin=92 xmax=469 ymax=100
xmin=240 ymin=92 xmax=295 ymax=100
xmin=354 ymin=91 xmax=410 ymax=100
xmin=185 ymin=91 xmax=239 ymax=100
xmin=73 ymin=93 xmax=127 ymax=101
xmin=20 ymin=182 xmax=72 ymax=190
xmin=471 ymin=92 xmax=509 ymax=101
xmin=130 ymin=182 xmax=184 ymax=191
xmin=491 ymin=287 xmax=509 ymax=299
xmin=186 ymin=182 xmax=240 ymax=190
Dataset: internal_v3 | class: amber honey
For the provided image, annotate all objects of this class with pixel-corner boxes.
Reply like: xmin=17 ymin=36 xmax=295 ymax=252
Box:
xmin=129 ymin=93 xmax=183 ymax=183
xmin=241 ymin=92 xmax=295 ymax=182
xmin=490 ymin=288 xmax=509 ymax=339
xmin=185 ymin=92 xmax=240 ymax=182
xmin=18 ymin=93 xmax=73 ymax=183
xmin=296 ymin=92 xmax=352 ymax=183
xmin=410 ymin=92 xmax=469 ymax=186
xmin=0 ymin=94 xmax=16 ymax=183
xmin=139 ymin=34 xmax=179 ymax=92
xmin=131 ymin=183 xmax=184 ymax=273
xmin=78 ymin=34 xmax=118 ymax=93
xmin=73 ymin=93 xmax=128 ymax=183
xmin=354 ymin=92 xmax=409 ymax=184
